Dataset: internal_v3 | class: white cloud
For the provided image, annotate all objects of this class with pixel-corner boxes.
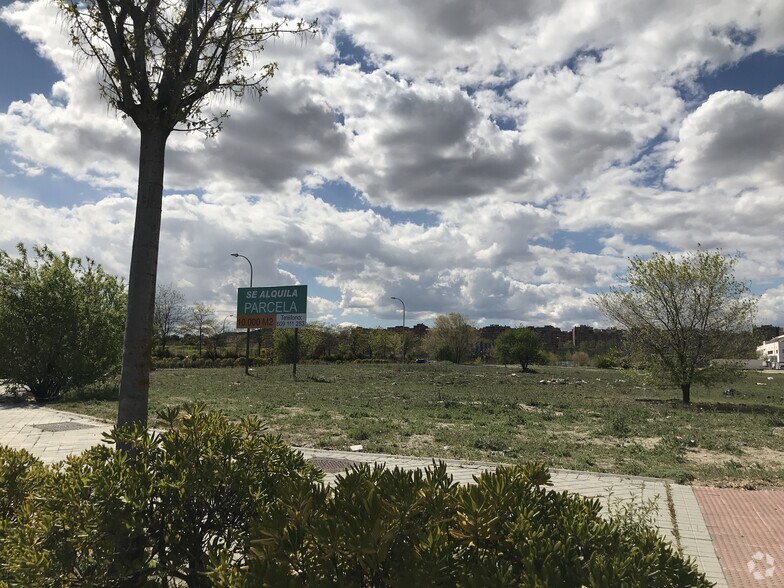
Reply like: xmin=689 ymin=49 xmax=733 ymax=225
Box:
xmin=2 ymin=0 xmax=784 ymax=330
xmin=666 ymin=88 xmax=784 ymax=190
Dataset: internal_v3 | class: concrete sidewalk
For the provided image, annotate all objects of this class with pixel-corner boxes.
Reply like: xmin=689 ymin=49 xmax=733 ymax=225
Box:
xmin=0 ymin=403 xmax=730 ymax=586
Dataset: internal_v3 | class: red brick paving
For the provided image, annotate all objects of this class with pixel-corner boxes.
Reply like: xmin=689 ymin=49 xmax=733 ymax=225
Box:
xmin=695 ymin=487 xmax=784 ymax=587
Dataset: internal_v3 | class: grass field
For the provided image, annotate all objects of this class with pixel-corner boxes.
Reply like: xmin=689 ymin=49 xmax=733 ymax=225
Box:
xmin=57 ymin=363 xmax=784 ymax=487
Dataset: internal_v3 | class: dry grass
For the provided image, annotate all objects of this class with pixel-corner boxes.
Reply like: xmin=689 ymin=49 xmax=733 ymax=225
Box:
xmin=57 ymin=363 xmax=784 ymax=486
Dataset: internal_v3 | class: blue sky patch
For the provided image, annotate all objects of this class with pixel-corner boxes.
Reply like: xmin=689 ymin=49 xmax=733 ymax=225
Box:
xmin=0 ymin=21 xmax=59 ymax=110
xmin=698 ymin=50 xmax=784 ymax=97
xmin=334 ymin=31 xmax=377 ymax=74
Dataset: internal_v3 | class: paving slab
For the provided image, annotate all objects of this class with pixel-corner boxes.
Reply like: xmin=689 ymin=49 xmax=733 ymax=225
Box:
xmin=0 ymin=403 xmax=112 ymax=463
xmin=695 ymin=486 xmax=784 ymax=587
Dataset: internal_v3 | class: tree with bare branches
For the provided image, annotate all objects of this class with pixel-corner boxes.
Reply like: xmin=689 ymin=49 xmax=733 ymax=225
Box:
xmin=185 ymin=302 xmax=216 ymax=356
xmin=57 ymin=0 xmax=316 ymax=428
xmin=153 ymin=283 xmax=187 ymax=356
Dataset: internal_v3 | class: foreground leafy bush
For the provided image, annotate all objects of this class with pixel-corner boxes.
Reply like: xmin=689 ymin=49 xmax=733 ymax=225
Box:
xmin=1 ymin=405 xmax=711 ymax=587
xmin=0 ymin=404 xmax=322 ymax=586
xmin=236 ymin=463 xmax=710 ymax=587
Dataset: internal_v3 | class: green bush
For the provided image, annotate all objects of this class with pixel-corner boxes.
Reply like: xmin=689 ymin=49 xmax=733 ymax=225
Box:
xmin=0 ymin=446 xmax=48 ymax=522
xmin=240 ymin=461 xmax=710 ymax=587
xmin=0 ymin=404 xmax=321 ymax=586
xmin=0 ymin=244 xmax=126 ymax=402
xmin=1 ymin=408 xmax=710 ymax=587
xmin=594 ymin=355 xmax=615 ymax=369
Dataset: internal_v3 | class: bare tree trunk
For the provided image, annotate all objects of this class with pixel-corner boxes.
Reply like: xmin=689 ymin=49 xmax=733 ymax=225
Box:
xmin=681 ymin=383 xmax=691 ymax=404
xmin=118 ymin=126 xmax=169 ymax=430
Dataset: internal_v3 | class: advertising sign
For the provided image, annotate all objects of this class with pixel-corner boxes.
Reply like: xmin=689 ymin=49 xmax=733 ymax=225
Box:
xmin=236 ymin=285 xmax=307 ymax=329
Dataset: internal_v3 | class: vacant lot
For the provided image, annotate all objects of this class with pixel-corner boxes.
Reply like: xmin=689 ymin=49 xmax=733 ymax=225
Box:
xmin=58 ymin=363 xmax=784 ymax=487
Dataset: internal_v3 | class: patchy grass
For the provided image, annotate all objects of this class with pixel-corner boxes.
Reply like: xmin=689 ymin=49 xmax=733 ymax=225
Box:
xmin=56 ymin=363 xmax=784 ymax=487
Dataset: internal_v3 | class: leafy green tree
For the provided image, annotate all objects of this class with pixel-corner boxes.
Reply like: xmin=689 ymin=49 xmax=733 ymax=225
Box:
xmin=337 ymin=326 xmax=372 ymax=360
xmin=425 ymin=313 xmax=477 ymax=364
xmin=57 ymin=0 xmax=316 ymax=428
xmin=273 ymin=328 xmax=299 ymax=364
xmin=370 ymin=329 xmax=401 ymax=361
xmin=0 ymin=244 xmax=126 ymax=402
xmin=310 ymin=323 xmax=341 ymax=360
xmin=494 ymin=328 xmax=542 ymax=371
xmin=596 ymin=250 xmax=757 ymax=403
xmin=274 ymin=324 xmax=327 ymax=363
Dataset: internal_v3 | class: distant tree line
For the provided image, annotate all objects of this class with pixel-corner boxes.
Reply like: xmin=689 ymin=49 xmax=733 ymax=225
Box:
xmin=153 ymin=299 xmax=621 ymax=369
xmin=0 ymin=244 xmax=762 ymax=403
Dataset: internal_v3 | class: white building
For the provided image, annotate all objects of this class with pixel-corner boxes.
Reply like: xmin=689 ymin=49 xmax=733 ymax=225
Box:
xmin=757 ymin=335 xmax=784 ymax=368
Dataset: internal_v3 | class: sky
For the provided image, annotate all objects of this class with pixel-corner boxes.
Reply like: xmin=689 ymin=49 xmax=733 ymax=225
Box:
xmin=1 ymin=0 xmax=784 ymax=330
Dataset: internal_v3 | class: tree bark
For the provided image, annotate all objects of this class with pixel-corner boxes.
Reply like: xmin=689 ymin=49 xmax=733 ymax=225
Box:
xmin=681 ymin=383 xmax=691 ymax=404
xmin=118 ymin=125 xmax=169 ymax=430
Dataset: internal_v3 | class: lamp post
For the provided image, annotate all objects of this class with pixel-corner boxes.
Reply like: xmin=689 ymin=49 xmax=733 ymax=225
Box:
xmin=231 ymin=253 xmax=253 ymax=375
xmin=391 ymin=296 xmax=405 ymax=363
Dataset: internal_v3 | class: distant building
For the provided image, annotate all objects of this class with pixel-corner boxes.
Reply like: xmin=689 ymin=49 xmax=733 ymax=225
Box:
xmin=387 ymin=323 xmax=429 ymax=338
xmin=757 ymin=334 xmax=784 ymax=368
xmin=411 ymin=323 xmax=429 ymax=337
xmin=572 ymin=325 xmax=623 ymax=349
xmin=531 ymin=325 xmax=571 ymax=352
xmin=477 ymin=324 xmax=511 ymax=342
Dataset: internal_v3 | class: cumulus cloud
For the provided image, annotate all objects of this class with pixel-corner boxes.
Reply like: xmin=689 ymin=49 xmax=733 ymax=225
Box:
xmin=666 ymin=88 xmax=784 ymax=190
xmin=2 ymin=0 xmax=784 ymax=329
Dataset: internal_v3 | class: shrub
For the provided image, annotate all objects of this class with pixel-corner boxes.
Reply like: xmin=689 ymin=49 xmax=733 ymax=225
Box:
xmin=0 ymin=446 xmax=49 ymax=523
xmin=1 ymin=410 xmax=710 ymax=587
xmin=594 ymin=355 xmax=615 ymax=369
xmin=240 ymin=461 xmax=710 ymax=587
xmin=0 ymin=404 xmax=321 ymax=586
xmin=0 ymin=244 xmax=126 ymax=402
xmin=571 ymin=351 xmax=590 ymax=367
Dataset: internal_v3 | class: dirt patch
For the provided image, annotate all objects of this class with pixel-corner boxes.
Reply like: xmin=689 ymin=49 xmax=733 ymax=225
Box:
xmin=685 ymin=446 xmax=784 ymax=468
xmin=271 ymin=406 xmax=306 ymax=419
xmin=629 ymin=436 xmax=662 ymax=449
xmin=744 ymin=446 xmax=784 ymax=467
xmin=401 ymin=434 xmax=435 ymax=452
xmin=684 ymin=448 xmax=738 ymax=466
xmin=556 ymin=429 xmax=663 ymax=451
xmin=517 ymin=404 xmax=564 ymax=416
xmin=518 ymin=403 xmax=540 ymax=413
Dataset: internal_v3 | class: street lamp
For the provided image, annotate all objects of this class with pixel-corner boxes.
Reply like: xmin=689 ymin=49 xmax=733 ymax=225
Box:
xmin=391 ymin=296 xmax=405 ymax=363
xmin=231 ymin=253 xmax=253 ymax=375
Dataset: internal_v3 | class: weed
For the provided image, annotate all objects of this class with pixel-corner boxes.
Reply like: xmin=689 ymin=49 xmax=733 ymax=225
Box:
xmin=604 ymin=413 xmax=632 ymax=438
xmin=472 ymin=437 xmax=507 ymax=452
xmin=605 ymin=486 xmax=659 ymax=536
xmin=349 ymin=427 xmax=371 ymax=441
